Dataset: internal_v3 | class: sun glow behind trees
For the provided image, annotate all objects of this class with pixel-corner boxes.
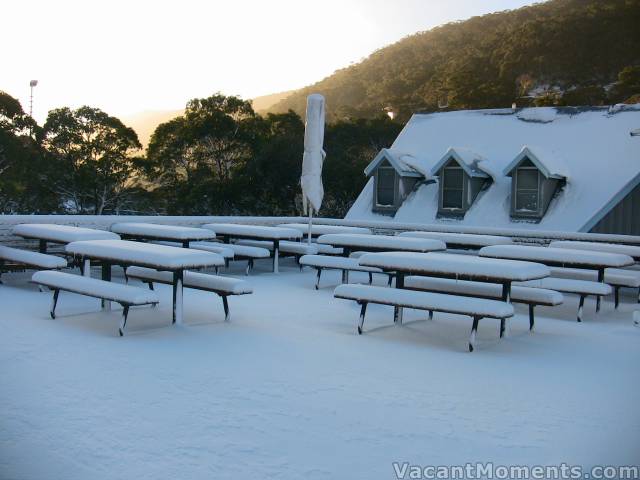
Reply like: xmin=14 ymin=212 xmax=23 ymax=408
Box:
xmin=4 ymin=0 xmax=537 ymax=123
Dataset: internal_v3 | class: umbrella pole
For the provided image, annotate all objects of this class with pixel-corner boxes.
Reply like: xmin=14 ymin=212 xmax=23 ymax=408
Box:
xmin=307 ymin=208 xmax=313 ymax=245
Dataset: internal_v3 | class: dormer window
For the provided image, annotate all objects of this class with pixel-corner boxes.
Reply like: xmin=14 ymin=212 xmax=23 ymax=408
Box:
xmin=432 ymin=148 xmax=491 ymax=218
xmin=441 ymin=163 xmax=464 ymax=210
xmin=376 ymin=162 xmax=396 ymax=207
xmin=514 ymin=161 xmax=540 ymax=212
xmin=504 ymin=147 xmax=567 ymax=221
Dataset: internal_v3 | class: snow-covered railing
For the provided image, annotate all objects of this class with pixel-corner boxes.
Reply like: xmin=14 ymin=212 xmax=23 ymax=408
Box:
xmin=1 ymin=214 xmax=640 ymax=246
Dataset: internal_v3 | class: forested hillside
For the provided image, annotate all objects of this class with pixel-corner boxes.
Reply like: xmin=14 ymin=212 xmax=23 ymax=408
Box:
xmin=270 ymin=0 xmax=640 ymax=121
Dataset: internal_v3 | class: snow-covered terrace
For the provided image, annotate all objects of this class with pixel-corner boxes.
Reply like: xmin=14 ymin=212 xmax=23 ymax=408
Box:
xmin=1 ymin=216 xmax=640 ymax=479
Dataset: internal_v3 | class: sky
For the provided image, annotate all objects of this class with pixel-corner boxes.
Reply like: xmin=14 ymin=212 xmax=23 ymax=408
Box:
xmin=4 ymin=0 xmax=539 ymax=123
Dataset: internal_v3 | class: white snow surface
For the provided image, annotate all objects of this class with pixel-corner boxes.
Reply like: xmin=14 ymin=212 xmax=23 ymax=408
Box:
xmin=0 ymin=246 xmax=67 ymax=269
xmin=202 ymin=223 xmax=302 ymax=240
xmin=299 ymin=255 xmax=383 ymax=272
xmin=359 ymin=252 xmax=549 ymax=281
xmin=334 ymin=284 xmax=514 ymax=319
xmin=550 ymin=267 xmax=640 ymax=288
xmin=515 ymin=277 xmax=611 ymax=296
xmin=317 ymin=233 xmax=446 ymax=252
xmin=12 ymin=223 xmax=120 ymax=243
xmin=237 ymin=240 xmax=319 ymax=255
xmin=277 ymin=223 xmax=371 ymax=236
xmin=398 ymin=231 xmax=513 ymax=247
xmin=66 ymin=240 xmax=224 ymax=270
xmin=480 ymin=245 xmax=634 ymax=268
xmin=1 ymin=258 xmax=639 ymax=479
xmin=346 ymin=106 xmax=640 ymax=231
xmin=31 ymin=270 xmax=159 ymax=305
xmin=549 ymin=241 xmax=640 ymax=259
xmin=110 ymin=223 xmax=216 ymax=241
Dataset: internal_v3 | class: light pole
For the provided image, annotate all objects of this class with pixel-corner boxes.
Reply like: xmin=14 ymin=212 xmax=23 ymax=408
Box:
xmin=29 ymin=80 xmax=38 ymax=117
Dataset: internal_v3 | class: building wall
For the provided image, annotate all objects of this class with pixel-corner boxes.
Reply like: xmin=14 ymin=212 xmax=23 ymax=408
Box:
xmin=590 ymin=182 xmax=640 ymax=235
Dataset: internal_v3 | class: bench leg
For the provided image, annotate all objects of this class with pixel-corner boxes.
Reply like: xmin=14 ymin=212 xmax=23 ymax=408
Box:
xmin=246 ymin=259 xmax=253 ymax=276
xmin=596 ymin=269 xmax=604 ymax=312
xmin=119 ymin=304 xmax=130 ymax=336
xmin=222 ymin=295 xmax=230 ymax=322
xmin=50 ymin=289 xmax=60 ymax=319
xmin=529 ymin=305 xmax=535 ymax=331
xmin=614 ymin=287 xmax=620 ymax=309
xmin=315 ymin=268 xmax=322 ymax=290
xmin=357 ymin=302 xmax=368 ymax=334
xmin=469 ymin=316 xmax=481 ymax=352
xmin=215 ymin=266 xmax=219 ymax=275
xmin=387 ymin=275 xmax=393 ymax=287
xmin=637 ymin=287 xmax=640 ymax=303
xmin=368 ymin=272 xmax=373 ymax=285
xmin=341 ymin=269 xmax=348 ymax=284
xmin=428 ymin=310 xmax=433 ymax=320
xmin=298 ymin=256 xmax=303 ymax=272
xmin=499 ymin=319 xmax=505 ymax=338
xmin=147 ymin=281 xmax=154 ymax=291
xmin=577 ymin=295 xmax=585 ymax=322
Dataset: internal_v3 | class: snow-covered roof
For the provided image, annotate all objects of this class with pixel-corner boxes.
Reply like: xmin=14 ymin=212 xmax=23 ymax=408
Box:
xmin=347 ymin=105 xmax=640 ymax=232
xmin=503 ymin=146 xmax=567 ymax=179
xmin=431 ymin=147 xmax=492 ymax=179
xmin=363 ymin=148 xmax=426 ymax=178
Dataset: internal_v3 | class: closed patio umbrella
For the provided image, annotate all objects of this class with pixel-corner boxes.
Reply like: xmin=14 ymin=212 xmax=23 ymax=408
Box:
xmin=300 ymin=94 xmax=326 ymax=244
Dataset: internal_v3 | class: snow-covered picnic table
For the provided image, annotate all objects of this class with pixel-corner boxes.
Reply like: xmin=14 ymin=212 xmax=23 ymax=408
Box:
xmin=479 ymin=244 xmax=634 ymax=311
xmin=65 ymin=239 xmax=224 ymax=324
xmin=277 ymin=223 xmax=371 ymax=237
xmin=358 ymin=251 xmax=549 ymax=326
xmin=549 ymin=240 xmax=640 ymax=262
xmin=201 ymin=224 xmax=302 ymax=273
xmin=398 ymin=231 xmax=513 ymax=250
xmin=12 ymin=223 xmax=120 ymax=253
xmin=110 ymin=223 xmax=216 ymax=248
xmin=317 ymin=233 xmax=446 ymax=256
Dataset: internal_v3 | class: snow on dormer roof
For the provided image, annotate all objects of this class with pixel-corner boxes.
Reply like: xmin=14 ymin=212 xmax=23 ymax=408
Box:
xmin=431 ymin=147 xmax=492 ymax=179
xmin=503 ymin=145 xmax=567 ymax=180
xmin=364 ymin=148 xmax=427 ymax=178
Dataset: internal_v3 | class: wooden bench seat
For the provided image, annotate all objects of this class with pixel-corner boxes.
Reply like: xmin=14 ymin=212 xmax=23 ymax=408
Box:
xmin=404 ymin=276 xmax=563 ymax=331
xmin=514 ymin=277 xmax=611 ymax=322
xmin=549 ymin=267 xmax=640 ymax=307
xmin=334 ymin=284 xmax=514 ymax=352
xmin=31 ymin=270 xmax=159 ymax=336
xmin=125 ymin=266 xmax=252 ymax=321
xmin=299 ymin=254 xmax=387 ymax=289
xmin=0 ymin=245 xmax=67 ymax=282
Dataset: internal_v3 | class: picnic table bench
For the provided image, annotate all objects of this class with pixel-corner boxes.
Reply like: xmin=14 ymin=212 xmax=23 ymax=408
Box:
xmin=125 ymin=267 xmax=252 ymax=322
xmin=479 ymin=244 xmax=634 ymax=312
xmin=201 ymin=224 xmax=301 ymax=273
xmin=65 ymin=239 xmax=224 ymax=325
xmin=299 ymin=254 xmax=387 ymax=289
xmin=12 ymin=223 xmax=119 ymax=253
xmin=277 ymin=223 xmax=371 ymax=238
xmin=31 ymin=270 xmax=159 ymax=336
xmin=334 ymin=284 xmax=514 ymax=352
xmin=404 ymin=276 xmax=563 ymax=330
xmin=549 ymin=240 xmax=640 ymax=262
xmin=549 ymin=267 xmax=640 ymax=307
xmin=111 ymin=223 xmax=216 ymax=248
xmin=0 ymin=245 xmax=68 ymax=283
xmin=358 ymin=251 xmax=549 ymax=336
xmin=317 ymin=233 xmax=446 ymax=257
xmin=398 ymin=231 xmax=513 ymax=250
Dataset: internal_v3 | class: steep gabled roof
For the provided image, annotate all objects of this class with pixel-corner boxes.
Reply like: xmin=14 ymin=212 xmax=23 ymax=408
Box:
xmin=347 ymin=105 xmax=640 ymax=232
xmin=503 ymin=145 xmax=567 ymax=179
xmin=363 ymin=148 xmax=423 ymax=178
xmin=431 ymin=147 xmax=491 ymax=179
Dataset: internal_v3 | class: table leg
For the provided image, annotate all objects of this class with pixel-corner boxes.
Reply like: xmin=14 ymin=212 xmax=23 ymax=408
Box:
xmin=596 ymin=268 xmax=604 ymax=312
xmin=273 ymin=240 xmax=280 ymax=273
xmin=182 ymin=240 xmax=189 ymax=248
xmin=500 ymin=282 xmax=511 ymax=338
xmin=394 ymin=273 xmax=405 ymax=325
xmin=173 ymin=270 xmax=184 ymax=325
xmin=101 ymin=261 xmax=112 ymax=311
xmin=83 ymin=258 xmax=91 ymax=278
xmin=38 ymin=240 xmax=47 ymax=254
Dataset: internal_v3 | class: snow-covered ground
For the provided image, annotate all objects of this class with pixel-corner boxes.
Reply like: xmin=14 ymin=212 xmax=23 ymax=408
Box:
xmin=1 ymin=258 xmax=639 ymax=479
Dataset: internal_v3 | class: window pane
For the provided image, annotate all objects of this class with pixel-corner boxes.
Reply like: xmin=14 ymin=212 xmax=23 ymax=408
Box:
xmin=516 ymin=168 xmax=538 ymax=189
xmin=377 ymin=168 xmax=395 ymax=206
xmin=443 ymin=189 xmax=463 ymax=209
xmin=516 ymin=192 xmax=538 ymax=211
xmin=443 ymin=167 xmax=463 ymax=188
